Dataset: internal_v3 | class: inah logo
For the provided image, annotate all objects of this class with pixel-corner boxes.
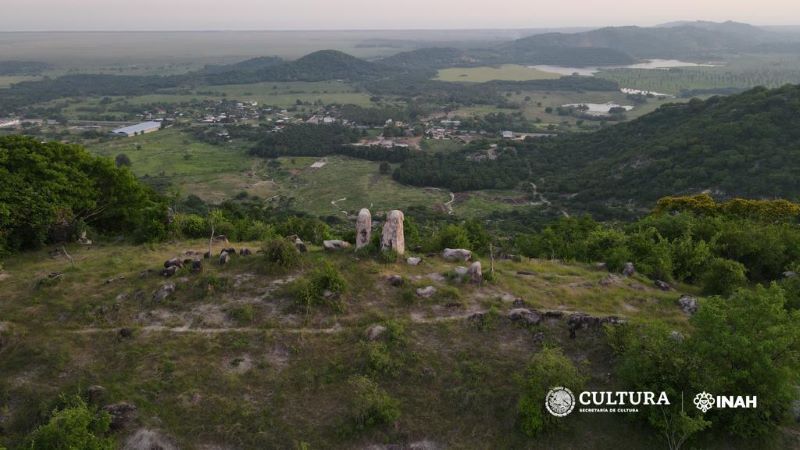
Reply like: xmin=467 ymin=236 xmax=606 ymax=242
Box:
xmin=693 ymin=392 xmax=715 ymax=413
xmin=693 ymin=391 xmax=757 ymax=413
xmin=545 ymin=387 xmax=575 ymax=417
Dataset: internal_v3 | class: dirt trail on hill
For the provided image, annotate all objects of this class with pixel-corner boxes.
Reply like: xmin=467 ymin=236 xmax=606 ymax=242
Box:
xmin=68 ymin=309 xmax=490 ymax=335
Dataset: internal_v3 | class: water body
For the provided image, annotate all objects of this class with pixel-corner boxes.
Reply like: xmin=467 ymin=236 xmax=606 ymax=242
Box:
xmin=529 ymin=59 xmax=717 ymax=76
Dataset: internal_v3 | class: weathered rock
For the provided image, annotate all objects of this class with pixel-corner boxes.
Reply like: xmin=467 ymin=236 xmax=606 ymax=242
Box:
xmin=152 ymin=283 xmax=176 ymax=302
xmin=599 ymin=274 xmax=621 ymax=286
xmin=442 ymin=248 xmax=471 ymax=262
xmin=212 ymin=235 xmax=229 ymax=243
xmin=567 ymin=313 xmax=624 ymax=338
xmin=356 ymin=208 xmax=372 ymax=249
xmin=784 ymin=271 xmax=798 ymax=278
xmin=86 ymin=385 xmax=107 ymax=404
xmin=190 ymin=260 xmax=203 ymax=273
xmin=122 ymin=428 xmax=178 ymax=450
xmin=323 ymin=240 xmax=351 ymax=251
xmin=239 ymin=248 xmax=252 ymax=256
xmin=508 ymin=308 xmax=542 ymax=326
xmin=468 ymin=261 xmax=482 ymax=284
xmin=78 ymin=231 xmax=93 ymax=245
xmin=406 ymin=256 xmax=422 ymax=266
xmin=365 ymin=324 xmax=387 ymax=341
xmin=381 ymin=210 xmax=405 ymax=255
xmin=453 ymin=266 xmax=469 ymax=277
xmin=104 ymin=275 xmax=125 ymax=284
xmin=677 ymin=295 xmax=698 ymax=315
xmin=622 ymin=262 xmax=636 ymax=277
xmin=219 ymin=251 xmax=230 ymax=265
xmin=164 ymin=258 xmax=183 ymax=269
xmin=595 ymin=262 xmax=608 ymax=271
xmin=669 ymin=330 xmax=685 ymax=342
xmin=386 ymin=275 xmax=405 ymax=287
xmin=119 ymin=328 xmax=134 ymax=339
xmin=221 ymin=247 xmax=236 ymax=255
xmin=103 ymin=402 xmax=137 ymax=430
xmin=160 ymin=266 xmax=178 ymax=277
xmin=294 ymin=237 xmax=308 ymax=253
xmin=654 ymin=280 xmax=671 ymax=291
xmin=416 ymin=286 xmax=437 ymax=298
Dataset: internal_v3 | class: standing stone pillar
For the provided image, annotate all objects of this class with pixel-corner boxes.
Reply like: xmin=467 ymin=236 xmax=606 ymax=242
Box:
xmin=381 ymin=210 xmax=405 ymax=255
xmin=356 ymin=208 xmax=372 ymax=249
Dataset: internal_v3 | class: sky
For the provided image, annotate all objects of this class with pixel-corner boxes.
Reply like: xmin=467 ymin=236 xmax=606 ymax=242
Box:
xmin=1 ymin=0 xmax=799 ymax=31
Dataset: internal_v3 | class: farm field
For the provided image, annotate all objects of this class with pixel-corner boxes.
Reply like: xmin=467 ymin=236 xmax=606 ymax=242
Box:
xmin=436 ymin=64 xmax=562 ymax=82
xmin=0 ymin=75 xmax=41 ymax=88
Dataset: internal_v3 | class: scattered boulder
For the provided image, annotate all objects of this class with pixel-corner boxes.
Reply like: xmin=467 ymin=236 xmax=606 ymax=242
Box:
xmin=442 ymin=248 xmax=471 ymax=262
xmin=119 ymin=328 xmax=134 ymax=339
xmin=122 ymin=428 xmax=177 ymax=450
xmin=654 ymin=280 xmax=671 ymax=291
xmin=160 ymin=266 xmax=178 ymax=277
xmin=416 ymin=286 xmax=437 ymax=298
xmin=566 ymin=313 xmax=624 ymax=338
xmin=152 ymin=283 xmax=176 ymax=302
xmin=163 ymin=258 xmax=183 ymax=269
xmin=622 ymin=262 xmax=636 ymax=277
xmin=356 ymin=208 xmax=372 ymax=250
xmin=387 ymin=275 xmax=405 ymax=287
xmin=294 ymin=237 xmax=308 ymax=253
xmin=594 ymin=262 xmax=608 ymax=271
xmin=677 ymin=295 xmax=699 ymax=315
xmin=219 ymin=252 xmax=230 ymax=265
xmin=599 ymin=274 xmax=621 ymax=286
xmin=381 ymin=210 xmax=405 ymax=255
xmin=508 ymin=308 xmax=542 ymax=326
xmin=103 ymin=402 xmax=137 ymax=430
xmin=453 ymin=266 xmax=469 ymax=277
xmin=323 ymin=240 xmax=351 ymax=251
xmin=468 ymin=261 xmax=482 ymax=284
xmin=365 ymin=324 xmax=387 ymax=341
xmin=86 ymin=385 xmax=107 ymax=404
xmin=190 ymin=260 xmax=203 ymax=273
xmin=104 ymin=275 xmax=125 ymax=284
xmin=78 ymin=231 xmax=93 ymax=245
xmin=406 ymin=256 xmax=422 ymax=266
xmin=669 ymin=330 xmax=685 ymax=342
xmin=784 ymin=271 xmax=798 ymax=278
xmin=239 ymin=248 xmax=252 ymax=256
xmin=212 ymin=235 xmax=229 ymax=243
xmin=221 ymin=247 xmax=236 ymax=255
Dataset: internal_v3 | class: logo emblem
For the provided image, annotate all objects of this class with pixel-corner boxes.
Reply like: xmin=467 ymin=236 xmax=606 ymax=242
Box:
xmin=545 ymin=387 xmax=576 ymax=417
xmin=693 ymin=392 xmax=715 ymax=413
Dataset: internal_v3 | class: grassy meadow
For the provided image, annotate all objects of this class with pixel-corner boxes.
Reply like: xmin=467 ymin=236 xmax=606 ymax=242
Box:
xmin=436 ymin=64 xmax=562 ymax=82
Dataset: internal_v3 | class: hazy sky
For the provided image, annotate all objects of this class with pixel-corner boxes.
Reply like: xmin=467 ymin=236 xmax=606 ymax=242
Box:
xmin=2 ymin=0 xmax=799 ymax=31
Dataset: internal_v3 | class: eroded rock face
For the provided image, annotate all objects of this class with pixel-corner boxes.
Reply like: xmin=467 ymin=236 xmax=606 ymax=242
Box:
xmin=442 ymin=248 xmax=471 ymax=262
xmin=508 ymin=308 xmax=541 ymax=325
xmin=406 ymin=257 xmax=422 ymax=266
xmin=381 ymin=210 xmax=405 ymax=255
xmin=356 ymin=208 xmax=372 ymax=249
xmin=678 ymin=295 xmax=698 ymax=315
xmin=219 ymin=252 xmax=230 ymax=265
xmin=103 ymin=402 xmax=137 ymax=430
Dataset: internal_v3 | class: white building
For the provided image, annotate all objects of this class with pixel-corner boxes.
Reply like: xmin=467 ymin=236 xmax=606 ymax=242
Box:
xmin=111 ymin=121 xmax=161 ymax=137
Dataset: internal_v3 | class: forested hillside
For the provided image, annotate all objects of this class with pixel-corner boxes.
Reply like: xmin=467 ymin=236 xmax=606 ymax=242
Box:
xmin=394 ymin=84 xmax=800 ymax=213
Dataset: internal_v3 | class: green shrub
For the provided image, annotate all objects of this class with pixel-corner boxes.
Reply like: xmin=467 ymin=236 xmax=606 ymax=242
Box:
xmin=25 ymin=395 xmax=114 ymax=450
xmin=176 ymin=213 xmax=207 ymax=238
xmin=437 ymin=224 xmax=471 ymax=251
xmin=701 ymin=258 xmax=747 ymax=296
xmin=291 ymin=262 xmax=347 ymax=310
xmin=347 ymin=375 xmax=400 ymax=430
xmin=227 ymin=304 xmax=255 ymax=324
xmin=261 ymin=238 xmax=301 ymax=271
xmin=518 ymin=347 xmax=585 ymax=437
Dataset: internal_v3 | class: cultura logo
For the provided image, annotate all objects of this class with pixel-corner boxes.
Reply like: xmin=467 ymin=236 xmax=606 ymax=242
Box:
xmin=693 ymin=391 xmax=757 ymax=413
xmin=545 ymin=387 xmax=576 ymax=417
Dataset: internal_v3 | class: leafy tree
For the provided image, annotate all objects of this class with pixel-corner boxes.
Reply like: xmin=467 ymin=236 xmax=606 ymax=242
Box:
xmin=378 ymin=161 xmax=391 ymax=175
xmin=701 ymin=258 xmax=747 ymax=296
xmin=688 ymin=285 xmax=800 ymax=437
xmin=114 ymin=153 xmax=131 ymax=167
xmin=25 ymin=395 xmax=114 ymax=450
